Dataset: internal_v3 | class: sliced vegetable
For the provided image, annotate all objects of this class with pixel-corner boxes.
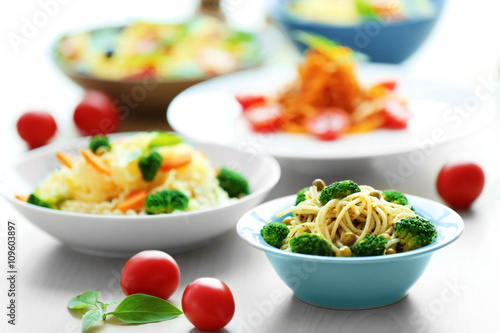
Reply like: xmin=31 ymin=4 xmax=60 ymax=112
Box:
xmin=160 ymin=153 xmax=192 ymax=171
xmin=243 ymin=104 xmax=283 ymax=133
xmin=382 ymin=101 xmax=412 ymax=129
xmin=14 ymin=194 xmax=29 ymax=202
xmin=347 ymin=114 xmax=385 ymax=134
xmin=117 ymin=190 xmax=148 ymax=212
xmin=148 ymin=132 xmax=183 ymax=148
xmin=294 ymin=31 xmax=339 ymax=59
xmin=123 ymin=66 xmax=155 ymax=81
xmin=235 ymin=95 xmax=266 ymax=111
xmin=374 ymin=80 xmax=397 ymax=91
xmin=56 ymin=152 xmax=78 ymax=168
xmin=81 ymin=149 xmax=111 ymax=175
xmin=306 ymin=108 xmax=350 ymax=140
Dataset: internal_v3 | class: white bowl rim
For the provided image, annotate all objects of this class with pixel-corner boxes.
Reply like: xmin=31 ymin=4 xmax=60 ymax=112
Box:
xmin=0 ymin=132 xmax=281 ymax=222
xmin=237 ymin=193 xmax=464 ymax=264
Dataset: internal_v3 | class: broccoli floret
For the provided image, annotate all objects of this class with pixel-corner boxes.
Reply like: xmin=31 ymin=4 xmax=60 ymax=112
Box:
xmin=382 ymin=190 xmax=409 ymax=206
xmin=261 ymin=222 xmax=290 ymax=248
xmin=216 ymin=168 xmax=250 ymax=198
xmin=319 ymin=180 xmax=361 ymax=205
xmin=139 ymin=152 xmax=163 ymax=181
xmin=144 ymin=190 xmax=189 ymax=214
xmin=159 ymin=190 xmax=189 ymax=213
xmin=350 ymin=234 xmax=387 ymax=257
xmin=27 ymin=194 xmax=52 ymax=209
xmin=295 ymin=187 xmax=309 ymax=205
xmin=89 ymin=135 xmax=111 ymax=154
xmin=144 ymin=193 xmax=166 ymax=214
xmin=289 ymin=233 xmax=332 ymax=256
xmin=394 ymin=216 xmax=436 ymax=252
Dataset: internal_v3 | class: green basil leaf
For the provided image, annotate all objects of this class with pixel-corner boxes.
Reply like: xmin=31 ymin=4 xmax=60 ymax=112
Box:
xmin=148 ymin=133 xmax=182 ymax=148
xmin=102 ymin=300 xmax=121 ymax=310
xmin=68 ymin=290 xmax=99 ymax=309
xmin=82 ymin=308 xmax=105 ymax=333
xmin=108 ymin=294 xmax=182 ymax=324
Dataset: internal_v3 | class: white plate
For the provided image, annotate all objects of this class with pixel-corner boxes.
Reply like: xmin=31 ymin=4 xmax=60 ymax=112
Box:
xmin=168 ymin=64 xmax=495 ymax=174
xmin=0 ymin=134 xmax=281 ymax=257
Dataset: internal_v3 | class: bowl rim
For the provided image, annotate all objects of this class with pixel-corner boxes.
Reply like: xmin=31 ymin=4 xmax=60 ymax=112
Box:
xmin=0 ymin=132 xmax=281 ymax=221
xmin=269 ymin=0 xmax=446 ymax=29
xmin=237 ymin=193 xmax=464 ymax=264
xmin=51 ymin=23 xmax=266 ymax=84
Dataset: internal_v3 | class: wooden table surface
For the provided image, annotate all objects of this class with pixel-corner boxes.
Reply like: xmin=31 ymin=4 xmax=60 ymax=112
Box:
xmin=1 ymin=1 xmax=500 ymax=332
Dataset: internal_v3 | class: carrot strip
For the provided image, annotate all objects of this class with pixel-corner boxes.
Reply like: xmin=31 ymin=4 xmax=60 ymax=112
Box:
xmin=116 ymin=190 xmax=147 ymax=212
xmin=56 ymin=152 xmax=78 ymax=168
xmin=81 ymin=149 xmax=111 ymax=176
xmin=347 ymin=114 xmax=385 ymax=133
xmin=160 ymin=153 xmax=192 ymax=171
xmin=15 ymin=194 xmax=29 ymax=202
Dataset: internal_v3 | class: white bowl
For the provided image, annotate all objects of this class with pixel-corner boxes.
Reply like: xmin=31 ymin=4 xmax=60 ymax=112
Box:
xmin=168 ymin=65 xmax=496 ymax=175
xmin=0 ymin=134 xmax=281 ymax=257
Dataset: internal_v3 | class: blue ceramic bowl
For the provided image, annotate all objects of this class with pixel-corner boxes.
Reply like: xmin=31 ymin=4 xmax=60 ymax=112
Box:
xmin=269 ymin=0 xmax=446 ymax=63
xmin=237 ymin=194 xmax=463 ymax=309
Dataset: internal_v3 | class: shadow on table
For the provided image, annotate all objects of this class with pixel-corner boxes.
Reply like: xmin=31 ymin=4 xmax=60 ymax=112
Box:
xmin=264 ymin=291 xmax=426 ymax=333
xmin=25 ymin=242 xmax=126 ymax=295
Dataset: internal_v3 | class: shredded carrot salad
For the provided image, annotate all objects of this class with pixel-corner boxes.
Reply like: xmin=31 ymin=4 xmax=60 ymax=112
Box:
xmin=238 ymin=43 xmax=411 ymax=140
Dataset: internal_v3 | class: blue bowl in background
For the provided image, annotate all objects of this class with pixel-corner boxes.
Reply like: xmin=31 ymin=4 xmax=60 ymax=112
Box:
xmin=237 ymin=193 xmax=463 ymax=309
xmin=269 ymin=0 xmax=446 ymax=63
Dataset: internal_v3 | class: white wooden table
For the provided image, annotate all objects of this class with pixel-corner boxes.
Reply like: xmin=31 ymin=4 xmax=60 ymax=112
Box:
xmin=1 ymin=1 xmax=500 ymax=332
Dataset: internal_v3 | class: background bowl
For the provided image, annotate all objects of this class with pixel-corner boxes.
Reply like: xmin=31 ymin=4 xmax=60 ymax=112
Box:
xmin=237 ymin=193 xmax=463 ymax=309
xmin=269 ymin=0 xmax=446 ymax=63
xmin=52 ymin=24 xmax=269 ymax=114
xmin=0 ymin=134 xmax=281 ymax=258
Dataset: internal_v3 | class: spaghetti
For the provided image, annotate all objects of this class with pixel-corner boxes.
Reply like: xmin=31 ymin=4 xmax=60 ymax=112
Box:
xmin=278 ymin=183 xmax=417 ymax=255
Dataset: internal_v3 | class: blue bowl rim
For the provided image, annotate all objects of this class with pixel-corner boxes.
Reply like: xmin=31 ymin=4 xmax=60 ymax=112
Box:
xmin=269 ymin=0 xmax=446 ymax=30
xmin=237 ymin=193 xmax=463 ymax=264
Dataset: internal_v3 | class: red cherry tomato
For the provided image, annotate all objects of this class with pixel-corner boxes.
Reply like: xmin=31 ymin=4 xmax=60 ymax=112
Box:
xmin=436 ymin=162 xmax=485 ymax=209
xmin=120 ymin=250 xmax=180 ymax=300
xmin=244 ymin=104 xmax=283 ymax=133
xmin=73 ymin=90 xmax=119 ymax=136
xmin=382 ymin=101 xmax=412 ymax=129
xmin=306 ymin=108 xmax=350 ymax=141
xmin=182 ymin=277 xmax=235 ymax=331
xmin=235 ymin=95 xmax=266 ymax=111
xmin=16 ymin=111 xmax=57 ymax=149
